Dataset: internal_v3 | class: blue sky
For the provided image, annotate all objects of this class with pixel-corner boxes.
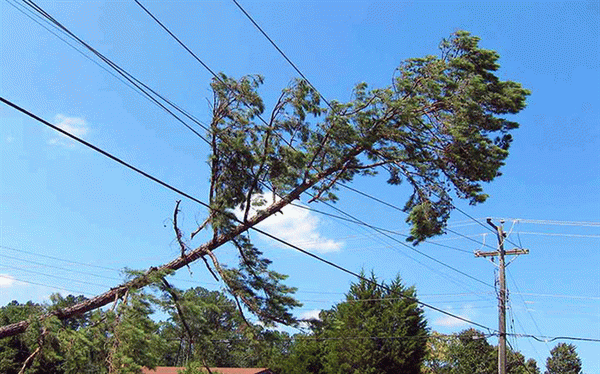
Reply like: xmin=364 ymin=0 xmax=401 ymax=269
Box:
xmin=1 ymin=0 xmax=598 ymax=371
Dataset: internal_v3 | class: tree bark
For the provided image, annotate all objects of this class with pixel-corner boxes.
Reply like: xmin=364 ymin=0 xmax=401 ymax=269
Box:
xmin=0 ymin=153 xmax=360 ymax=339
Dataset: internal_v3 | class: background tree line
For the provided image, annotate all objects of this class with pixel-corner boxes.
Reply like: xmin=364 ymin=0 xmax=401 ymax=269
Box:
xmin=0 ymin=273 xmax=582 ymax=374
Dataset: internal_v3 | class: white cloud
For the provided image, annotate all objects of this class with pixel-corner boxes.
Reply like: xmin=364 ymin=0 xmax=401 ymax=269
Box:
xmin=49 ymin=114 xmax=89 ymax=146
xmin=299 ymin=309 xmax=322 ymax=321
xmin=243 ymin=194 xmax=344 ymax=253
xmin=0 ymin=274 xmax=16 ymax=288
xmin=433 ymin=304 xmax=474 ymax=328
xmin=434 ymin=314 xmax=470 ymax=328
xmin=298 ymin=309 xmax=322 ymax=329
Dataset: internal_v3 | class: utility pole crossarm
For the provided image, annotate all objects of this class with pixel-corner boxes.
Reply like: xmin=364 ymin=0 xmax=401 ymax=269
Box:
xmin=475 ymin=218 xmax=530 ymax=374
xmin=475 ymin=248 xmax=529 ymax=258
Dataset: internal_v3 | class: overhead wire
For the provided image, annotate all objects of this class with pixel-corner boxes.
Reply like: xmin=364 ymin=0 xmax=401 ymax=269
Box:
xmin=0 ymin=252 xmax=124 ymax=283
xmin=0 ymin=244 xmax=219 ymax=288
xmin=0 ymin=96 xmax=495 ymax=332
xmin=17 ymin=0 xmax=211 ymax=145
xmin=0 ymin=263 xmax=113 ymax=289
xmin=496 ymin=218 xmax=600 ymax=228
xmin=3 ymin=2 xmax=597 ymax=346
xmin=289 ymin=203 xmax=474 ymax=254
xmin=510 ymin=310 xmax=544 ymax=366
xmin=3 ymin=0 xmax=155 ymax=109
xmin=512 ymin=232 xmax=600 ymax=239
xmin=0 ymin=274 xmax=95 ymax=297
xmin=313 ymin=197 xmax=493 ymax=288
xmin=230 ymin=0 xmax=333 ymax=110
xmin=507 ymin=333 xmax=600 ymax=343
xmin=286 ymin=201 xmax=494 ymax=295
xmin=19 ymin=242 xmax=578 ymax=303
xmin=507 ymin=269 xmax=553 ymax=354
xmin=133 ymin=0 xmax=495 ymax=293
xmin=15 ymin=0 xmax=495 ymax=293
xmin=229 ymin=0 xmax=502 ymax=253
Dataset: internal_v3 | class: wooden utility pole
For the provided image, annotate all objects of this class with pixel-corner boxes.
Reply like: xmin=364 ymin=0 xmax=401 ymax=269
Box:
xmin=475 ymin=218 xmax=529 ymax=374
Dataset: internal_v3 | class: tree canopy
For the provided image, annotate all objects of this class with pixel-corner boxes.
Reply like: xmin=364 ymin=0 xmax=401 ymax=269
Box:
xmin=1 ymin=286 xmax=547 ymax=374
xmin=422 ymin=328 xmax=541 ymax=374
xmin=274 ymin=272 xmax=428 ymax=373
xmin=545 ymin=343 xmax=582 ymax=374
xmin=0 ymin=30 xmax=529 ymax=341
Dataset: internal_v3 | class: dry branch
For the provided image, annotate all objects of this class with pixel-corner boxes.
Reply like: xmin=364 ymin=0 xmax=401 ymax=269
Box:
xmin=0 ymin=159 xmax=351 ymax=339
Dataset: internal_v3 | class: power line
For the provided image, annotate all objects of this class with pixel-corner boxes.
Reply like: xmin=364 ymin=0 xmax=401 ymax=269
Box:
xmin=0 ymin=252 xmax=124 ymax=283
xmin=0 ymin=264 xmax=113 ymax=289
xmin=343 ymin=185 xmax=499 ymax=251
xmin=133 ymin=0 xmax=494 ymax=292
xmin=297 ymin=296 xmax=495 ymax=305
xmin=0 ymin=274 xmax=94 ymax=297
xmin=228 ymin=0 xmax=505 ymax=254
xmin=507 ymin=333 xmax=600 ymax=344
xmin=209 ymin=334 xmax=456 ymax=343
xmin=286 ymin=198 xmax=494 ymax=297
xmin=309 ymin=197 xmax=494 ymax=289
xmin=290 ymin=202 xmax=473 ymax=254
xmin=510 ymin=311 xmax=545 ymax=367
xmin=230 ymin=0 xmax=332 ymax=110
xmin=3 ymin=0 xmax=154 ymax=109
xmin=287 ymin=202 xmax=494 ymax=296
xmin=0 ymin=96 xmax=495 ymax=332
xmin=0 ymin=244 xmax=220 ymax=288
xmin=514 ymin=232 xmax=600 ymax=239
xmin=17 ymin=0 xmax=211 ymax=145
xmin=1 ymin=244 xmax=117 ymax=272
xmin=508 ymin=270 xmax=554 ymax=356
xmin=497 ymin=218 xmax=600 ymax=228
xmin=512 ymin=292 xmax=600 ymax=301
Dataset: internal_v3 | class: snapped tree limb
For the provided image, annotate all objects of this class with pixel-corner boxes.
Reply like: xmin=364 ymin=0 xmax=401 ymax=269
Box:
xmin=0 ymin=31 xmax=529 ymax=339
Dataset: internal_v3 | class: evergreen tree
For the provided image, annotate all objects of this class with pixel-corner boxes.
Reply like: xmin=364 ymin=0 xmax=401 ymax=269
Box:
xmin=0 ymin=291 xmax=166 ymax=374
xmin=2 ymin=31 xmax=530 ymax=346
xmin=274 ymin=272 xmax=428 ymax=374
xmin=545 ymin=343 xmax=582 ymax=374
xmin=0 ymin=301 xmax=45 ymax=374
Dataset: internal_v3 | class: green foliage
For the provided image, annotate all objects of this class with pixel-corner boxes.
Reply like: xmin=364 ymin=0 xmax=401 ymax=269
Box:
xmin=155 ymin=286 xmax=247 ymax=367
xmin=0 ymin=291 xmax=166 ymax=374
xmin=273 ymin=272 xmax=428 ymax=374
xmin=422 ymin=329 xmax=541 ymax=374
xmin=422 ymin=332 xmax=456 ymax=374
xmin=4 ymin=29 xmax=529 ymax=345
xmin=105 ymin=291 xmax=165 ymax=373
xmin=203 ymin=30 xmax=529 ymax=245
xmin=2 ymin=30 xmax=531 ymax=371
xmin=508 ymin=353 xmax=541 ymax=374
xmin=188 ymin=30 xmax=529 ymax=334
xmin=0 ymin=301 xmax=44 ymax=373
xmin=545 ymin=343 xmax=582 ymax=374
xmin=447 ymin=329 xmax=495 ymax=374
xmin=152 ymin=284 xmax=293 ymax=369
